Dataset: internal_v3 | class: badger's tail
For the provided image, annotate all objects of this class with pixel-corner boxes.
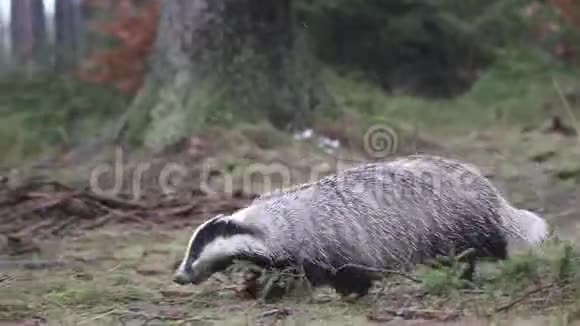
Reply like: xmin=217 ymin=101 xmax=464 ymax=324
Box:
xmin=498 ymin=200 xmax=549 ymax=256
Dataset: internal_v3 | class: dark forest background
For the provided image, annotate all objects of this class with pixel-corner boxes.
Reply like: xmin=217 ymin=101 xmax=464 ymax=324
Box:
xmin=0 ymin=0 xmax=579 ymax=162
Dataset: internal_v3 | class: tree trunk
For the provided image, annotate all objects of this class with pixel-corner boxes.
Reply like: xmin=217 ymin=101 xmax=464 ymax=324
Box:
xmin=0 ymin=4 xmax=7 ymax=71
xmin=31 ymin=0 xmax=47 ymax=48
xmin=55 ymin=0 xmax=84 ymax=71
xmin=124 ymin=0 xmax=328 ymax=150
xmin=10 ymin=0 xmax=47 ymax=71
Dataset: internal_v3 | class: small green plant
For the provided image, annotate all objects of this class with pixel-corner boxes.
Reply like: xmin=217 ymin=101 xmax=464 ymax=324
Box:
xmin=0 ymin=75 xmax=128 ymax=163
xmin=322 ymin=46 xmax=580 ymax=138
xmin=45 ymin=285 xmax=149 ymax=308
xmin=497 ymin=252 xmax=543 ymax=286
xmin=485 ymin=239 xmax=580 ymax=305
xmin=556 ymin=244 xmax=574 ymax=282
xmin=258 ymin=266 xmax=313 ymax=303
xmin=238 ymin=122 xmax=291 ymax=150
xmin=417 ymin=266 xmax=470 ymax=296
xmin=417 ymin=252 xmax=473 ymax=297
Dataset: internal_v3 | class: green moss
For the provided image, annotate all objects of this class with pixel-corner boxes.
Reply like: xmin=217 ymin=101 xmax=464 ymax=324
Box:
xmin=237 ymin=122 xmax=292 ymax=150
xmin=0 ymin=74 xmax=128 ymax=163
xmin=44 ymin=279 xmax=154 ymax=309
xmin=124 ymin=79 xmax=160 ymax=146
xmin=322 ymin=47 xmax=580 ymax=137
xmin=137 ymin=75 xmax=243 ymax=151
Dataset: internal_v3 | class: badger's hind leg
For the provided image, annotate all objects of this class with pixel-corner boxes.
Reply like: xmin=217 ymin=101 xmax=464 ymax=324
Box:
xmin=425 ymin=249 xmax=477 ymax=283
xmin=299 ymin=262 xmax=373 ymax=298
xmin=460 ymin=256 xmax=476 ymax=282
xmin=427 ymin=241 xmax=508 ymax=284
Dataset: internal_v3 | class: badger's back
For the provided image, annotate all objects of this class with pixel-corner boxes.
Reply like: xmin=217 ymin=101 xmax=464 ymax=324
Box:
xmin=245 ymin=155 xmax=515 ymax=272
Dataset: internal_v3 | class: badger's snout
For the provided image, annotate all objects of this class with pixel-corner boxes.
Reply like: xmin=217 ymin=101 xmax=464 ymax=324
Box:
xmin=173 ymin=271 xmax=191 ymax=285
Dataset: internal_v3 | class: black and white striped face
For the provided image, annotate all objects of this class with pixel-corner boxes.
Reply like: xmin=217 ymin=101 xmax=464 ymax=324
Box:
xmin=173 ymin=213 xmax=266 ymax=286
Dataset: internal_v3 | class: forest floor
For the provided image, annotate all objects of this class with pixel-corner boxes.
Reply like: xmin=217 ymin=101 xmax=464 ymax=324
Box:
xmin=1 ymin=118 xmax=580 ymax=325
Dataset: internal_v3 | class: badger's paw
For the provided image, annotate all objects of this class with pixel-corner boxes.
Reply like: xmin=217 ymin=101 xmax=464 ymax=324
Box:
xmin=331 ymin=266 xmax=374 ymax=299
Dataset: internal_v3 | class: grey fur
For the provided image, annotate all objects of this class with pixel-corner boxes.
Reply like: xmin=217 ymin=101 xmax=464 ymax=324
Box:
xmin=174 ymin=154 xmax=548 ymax=296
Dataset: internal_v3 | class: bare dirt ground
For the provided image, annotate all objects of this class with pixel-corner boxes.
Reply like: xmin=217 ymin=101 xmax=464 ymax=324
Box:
xmin=1 ymin=124 xmax=580 ymax=325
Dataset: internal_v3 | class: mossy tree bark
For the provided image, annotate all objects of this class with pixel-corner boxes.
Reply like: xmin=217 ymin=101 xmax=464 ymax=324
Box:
xmin=125 ymin=0 xmax=327 ymax=150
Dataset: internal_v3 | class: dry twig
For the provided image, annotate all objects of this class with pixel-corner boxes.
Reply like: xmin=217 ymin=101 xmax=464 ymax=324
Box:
xmin=335 ymin=263 xmax=421 ymax=283
xmin=0 ymin=259 xmax=66 ymax=270
xmin=494 ymin=283 xmax=555 ymax=313
xmin=553 ymin=78 xmax=580 ymax=142
xmin=0 ymin=178 xmax=254 ymax=240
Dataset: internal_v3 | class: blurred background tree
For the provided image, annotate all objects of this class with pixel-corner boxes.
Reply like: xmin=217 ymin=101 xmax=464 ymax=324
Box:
xmin=54 ymin=0 xmax=84 ymax=71
xmin=0 ymin=0 xmax=578 ymax=161
xmin=122 ymin=0 xmax=329 ymax=150
xmin=10 ymin=0 xmax=48 ymax=72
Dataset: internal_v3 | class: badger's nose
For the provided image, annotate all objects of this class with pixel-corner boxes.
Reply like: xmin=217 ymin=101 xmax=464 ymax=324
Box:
xmin=173 ymin=272 xmax=191 ymax=285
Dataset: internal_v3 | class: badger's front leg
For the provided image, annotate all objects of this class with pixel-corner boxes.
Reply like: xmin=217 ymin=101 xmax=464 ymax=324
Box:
xmin=460 ymin=257 xmax=476 ymax=282
xmin=331 ymin=266 xmax=375 ymax=298
xmin=426 ymin=251 xmax=477 ymax=283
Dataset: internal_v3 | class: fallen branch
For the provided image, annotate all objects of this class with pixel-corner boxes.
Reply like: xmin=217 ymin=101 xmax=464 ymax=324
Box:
xmin=78 ymin=309 xmax=118 ymax=325
xmin=175 ymin=317 xmax=213 ymax=325
xmin=83 ymin=213 xmax=118 ymax=230
xmin=258 ymin=308 xmax=292 ymax=319
xmin=335 ymin=263 xmax=421 ymax=283
xmin=371 ymin=308 xmax=460 ymax=322
xmin=546 ymin=208 xmax=578 ymax=221
xmin=14 ymin=219 xmax=55 ymax=238
xmin=0 ymin=175 xmax=247 ymax=239
xmin=115 ymin=310 xmax=198 ymax=326
xmin=16 ymin=191 xmax=80 ymax=216
xmin=81 ymin=191 xmax=149 ymax=210
xmin=41 ymin=216 xmax=76 ymax=237
xmin=426 ymin=248 xmax=475 ymax=266
xmin=455 ymin=248 xmax=475 ymax=261
xmin=0 ymin=259 xmax=67 ymax=270
xmin=553 ymin=78 xmax=580 ymax=141
xmin=156 ymin=202 xmax=198 ymax=217
xmin=494 ymin=283 xmax=555 ymax=313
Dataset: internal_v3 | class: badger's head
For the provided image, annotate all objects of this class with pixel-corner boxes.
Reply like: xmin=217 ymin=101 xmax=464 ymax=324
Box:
xmin=173 ymin=212 xmax=270 ymax=286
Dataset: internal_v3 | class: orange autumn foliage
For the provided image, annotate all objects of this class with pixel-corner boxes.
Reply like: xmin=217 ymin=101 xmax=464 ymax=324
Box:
xmin=80 ymin=0 xmax=162 ymax=95
xmin=547 ymin=0 xmax=580 ymax=60
xmin=525 ymin=0 xmax=580 ymax=61
xmin=550 ymin=0 xmax=580 ymax=28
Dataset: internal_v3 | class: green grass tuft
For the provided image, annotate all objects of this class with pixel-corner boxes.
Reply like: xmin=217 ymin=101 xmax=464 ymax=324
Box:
xmin=322 ymin=47 xmax=580 ymax=137
xmin=42 ymin=276 xmax=155 ymax=310
xmin=0 ymin=74 xmax=128 ymax=163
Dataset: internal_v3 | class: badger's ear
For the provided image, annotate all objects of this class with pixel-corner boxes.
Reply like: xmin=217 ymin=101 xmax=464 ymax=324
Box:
xmin=203 ymin=213 xmax=227 ymax=227
xmin=216 ymin=218 xmax=264 ymax=239
xmin=210 ymin=214 xmax=226 ymax=222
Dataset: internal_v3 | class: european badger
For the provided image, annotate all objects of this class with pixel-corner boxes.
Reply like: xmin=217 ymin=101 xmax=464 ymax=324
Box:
xmin=173 ymin=154 xmax=548 ymax=297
